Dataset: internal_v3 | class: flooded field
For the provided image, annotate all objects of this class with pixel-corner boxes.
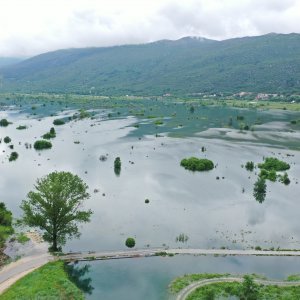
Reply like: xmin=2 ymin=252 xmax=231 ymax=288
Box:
xmin=1 ymin=95 xmax=300 ymax=299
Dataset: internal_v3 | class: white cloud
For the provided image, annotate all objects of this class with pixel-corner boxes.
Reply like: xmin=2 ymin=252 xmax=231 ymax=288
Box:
xmin=0 ymin=0 xmax=299 ymax=57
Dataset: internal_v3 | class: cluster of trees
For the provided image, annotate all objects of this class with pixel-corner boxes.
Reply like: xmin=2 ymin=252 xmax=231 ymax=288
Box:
xmin=180 ymin=157 xmax=214 ymax=171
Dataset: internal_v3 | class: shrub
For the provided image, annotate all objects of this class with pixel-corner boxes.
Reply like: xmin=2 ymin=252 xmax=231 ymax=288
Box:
xmin=125 ymin=237 xmax=135 ymax=248
xmin=180 ymin=157 xmax=214 ymax=171
xmin=9 ymin=152 xmax=18 ymax=162
xmin=34 ymin=140 xmax=52 ymax=150
xmin=279 ymin=172 xmax=290 ymax=185
xmin=42 ymin=127 xmax=56 ymax=139
xmin=16 ymin=125 xmax=27 ymax=130
xmin=245 ymin=161 xmax=254 ymax=171
xmin=53 ymin=119 xmax=65 ymax=125
xmin=0 ymin=119 xmax=9 ymax=127
xmin=4 ymin=136 xmax=11 ymax=144
xmin=145 ymin=199 xmax=150 ymax=204
xmin=114 ymin=157 xmax=121 ymax=175
xmin=176 ymin=233 xmax=189 ymax=243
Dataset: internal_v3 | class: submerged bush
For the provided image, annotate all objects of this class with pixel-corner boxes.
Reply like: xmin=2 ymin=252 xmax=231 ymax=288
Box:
xmin=34 ymin=140 xmax=52 ymax=150
xmin=53 ymin=119 xmax=65 ymax=126
xmin=114 ymin=157 xmax=121 ymax=175
xmin=245 ymin=161 xmax=254 ymax=172
xmin=180 ymin=157 xmax=214 ymax=171
xmin=42 ymin=127 xmax=56 ymax=139
xmin=125 ymin=237 xmax=135 ymax=248
xmin=0 ymin=119 xmax=9 ymax=127
xmin=9 ymin=152 xmax=19 ymax=162
xmin=4 ymin=136 xmax=11 ymax=144
xmin=279 ymin=172 xmax=291 ymax=185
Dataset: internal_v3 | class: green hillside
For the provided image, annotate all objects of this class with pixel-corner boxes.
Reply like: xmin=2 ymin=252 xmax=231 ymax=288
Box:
xmin=0 ymin=57 xmax=24 ymax=68
xmin=0 ymin=33 xmax=300 ymax=95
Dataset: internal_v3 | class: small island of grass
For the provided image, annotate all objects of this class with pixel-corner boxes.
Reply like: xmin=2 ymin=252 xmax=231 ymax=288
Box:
xmin=180 ymin=157 xmax=214 ymax=171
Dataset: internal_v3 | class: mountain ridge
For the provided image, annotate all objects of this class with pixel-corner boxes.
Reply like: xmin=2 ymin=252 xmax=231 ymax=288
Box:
xmin=1 ymin=33 xmax=300 ymax=95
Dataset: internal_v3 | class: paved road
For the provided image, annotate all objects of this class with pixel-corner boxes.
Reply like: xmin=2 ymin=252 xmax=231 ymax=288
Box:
xmin=59 ymin=248 xmax=300 ymax=262
xmin=176 ymin=277 xmax=300 ymax=300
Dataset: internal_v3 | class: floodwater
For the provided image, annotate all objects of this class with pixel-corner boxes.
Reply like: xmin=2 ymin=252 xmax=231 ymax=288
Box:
xmin=0 ymin=97 xmax=300 ymax=299
xmin=76 ymin=255 xmax=300 ymax=300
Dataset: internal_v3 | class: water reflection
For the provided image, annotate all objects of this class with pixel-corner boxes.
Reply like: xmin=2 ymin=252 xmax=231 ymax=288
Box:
xmin=65 ymin=262 xmax=94 ymax=294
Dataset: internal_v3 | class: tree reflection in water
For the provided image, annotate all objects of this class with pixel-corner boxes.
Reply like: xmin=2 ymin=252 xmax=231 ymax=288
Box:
xmin=64 ymin=262 xmax=94 ymax=294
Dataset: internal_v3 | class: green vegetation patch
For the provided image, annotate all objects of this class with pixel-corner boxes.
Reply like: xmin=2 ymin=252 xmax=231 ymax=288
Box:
xmin=169 ymin=273 xmax=229 ymax=294
xmin=3 ymin=136 xmax=11 ymax=144
xmin=253 ymin=177 xmax=267 ymax=203
xmin=0 ymin=202 xmax=14 ymax=248
xmin=53 ymin=118 xmax=65 ymax=125
xmin=125 ymin=237 xmax=135 ymax=248
xmin=287 ymin=274 xmax=300 ymax=282
xmin=16 ymin=125 xmax=27 ymax=130
xmin=16 ymin=232 xmax=30 ymax=244
xmin=0 ymin=119 xmax=10 ymax=127
xmin=42 ymin=127 xmax=56 ymax=139
xmin=34 ymin=140 xmax=52 ymax=150
xmin=186 ymin=280 xmax=300 ymax=300
xmin=8 ymin=152 xmax=18 ymax=162
xmin=171 ymin=274 xmax=300 ymax=300
xmin=258 ymin=157 xmax=290 ymax=172
xmin=180 ymin=157 xmax=214 ymax=172
xmin=1 ymin=261 xmax=84 ymax=300
xmin=245 ymin=161 xmax=254 ymax=172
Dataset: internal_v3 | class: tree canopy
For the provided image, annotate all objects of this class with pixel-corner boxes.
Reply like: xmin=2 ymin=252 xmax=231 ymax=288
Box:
xmin=253 ymin=177 xmax=267 ymax=203
xmin=20 ymin=171 xmax=92 ymax=252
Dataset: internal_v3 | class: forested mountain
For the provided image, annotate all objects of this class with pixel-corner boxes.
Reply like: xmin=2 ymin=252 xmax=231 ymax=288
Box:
xmin=0 ymin=57 xmax=24 ymax=68
xmin=1 ymin=33 xmax=300 ymax=95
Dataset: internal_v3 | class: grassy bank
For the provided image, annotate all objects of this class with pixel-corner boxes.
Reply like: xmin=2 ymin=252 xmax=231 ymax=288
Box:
xmin=1 ymin=261 xmax=85 ymax=300
xmin=185 ymin=281 xmax=300 ymax=300
xmin=169 ymin=273 xmax=229 ymax=293
xmin=169 ymin=273 xmax=300 ymax=300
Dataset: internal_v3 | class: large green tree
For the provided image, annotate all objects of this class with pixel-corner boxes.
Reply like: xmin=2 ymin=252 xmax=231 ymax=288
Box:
xmin=20 ymin=171 xmax=92 ymax=252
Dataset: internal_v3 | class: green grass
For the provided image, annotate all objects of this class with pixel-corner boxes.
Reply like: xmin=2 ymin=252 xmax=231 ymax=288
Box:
xmin=287 ymin=274 xmax=300 ymax=282
xmin=186 ymin=282 xmax=300 ymax=300
xmin=169 ymin=273 xmax=229 ymax=294
xmin=16 ymin=233 xmax=30 ymax=244
xmin=1 ymin=261 xmax=84 ymax=300
xmin=170 ymin=273 xmax=300 ymax=299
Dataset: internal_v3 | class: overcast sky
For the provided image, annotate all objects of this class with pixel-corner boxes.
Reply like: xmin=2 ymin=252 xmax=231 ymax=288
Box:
xmin=0 ymin=0 xmax=299 ymax=57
